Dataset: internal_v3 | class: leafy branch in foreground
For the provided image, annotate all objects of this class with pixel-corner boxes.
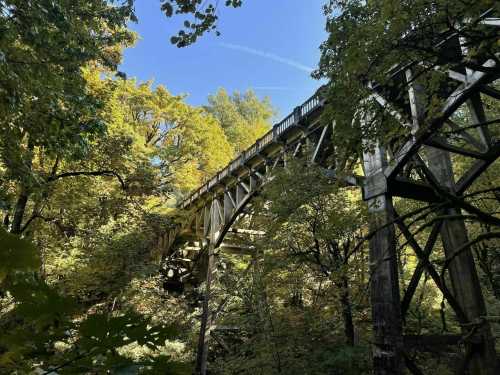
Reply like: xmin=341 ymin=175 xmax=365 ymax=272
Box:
xmin=161 ymin=0 xmax=244 ymax=47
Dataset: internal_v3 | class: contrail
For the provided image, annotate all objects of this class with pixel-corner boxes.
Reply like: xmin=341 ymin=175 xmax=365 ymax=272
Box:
xmin=220 ymin=42 xmax=314 ymax=73
xmin=252 ymin=86 xmax=290 ymax=91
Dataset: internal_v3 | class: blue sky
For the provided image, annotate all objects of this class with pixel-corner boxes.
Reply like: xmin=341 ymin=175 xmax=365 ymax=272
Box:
xmin=120 ymin=0 xmax=327 ymax=121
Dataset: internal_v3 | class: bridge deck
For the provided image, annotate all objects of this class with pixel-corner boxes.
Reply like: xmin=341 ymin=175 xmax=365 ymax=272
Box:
xmin=180 ymin=88 xmax=326 ymax=210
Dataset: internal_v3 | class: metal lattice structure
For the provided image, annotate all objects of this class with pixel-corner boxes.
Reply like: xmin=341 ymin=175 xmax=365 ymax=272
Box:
xmin=159 ymin=13 xmax=500 ymax=375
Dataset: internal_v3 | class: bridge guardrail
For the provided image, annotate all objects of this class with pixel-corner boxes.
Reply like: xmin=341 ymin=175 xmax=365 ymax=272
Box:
xmin=180 ymin=87 xmax=325 ymax=208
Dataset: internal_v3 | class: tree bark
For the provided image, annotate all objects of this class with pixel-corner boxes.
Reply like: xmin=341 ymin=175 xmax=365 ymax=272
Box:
xmin=11 ymin=186 xmax=30 ymax=234
xmin=10 ymin=140 xmax=34 ymax=235
xmin=340 ymin=275 xmax=355 ymax=346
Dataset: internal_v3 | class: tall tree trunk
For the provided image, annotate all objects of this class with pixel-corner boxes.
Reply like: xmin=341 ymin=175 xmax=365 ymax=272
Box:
xmin=10 ymin=140 xmax=34 ymax=235
xmin=252 ymin=253 xmax=283 ymax=373
xmin=11 ymin=187 xmax=30 ymax=234
xmin=331 ymin=240 xmax=355 ymax=346
xmin=340 ymin=274 xmax=355 ymax=346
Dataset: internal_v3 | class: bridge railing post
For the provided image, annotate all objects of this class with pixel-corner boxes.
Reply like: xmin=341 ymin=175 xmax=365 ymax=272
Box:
xmin=293 ymin=105 xmax=302 ymax=125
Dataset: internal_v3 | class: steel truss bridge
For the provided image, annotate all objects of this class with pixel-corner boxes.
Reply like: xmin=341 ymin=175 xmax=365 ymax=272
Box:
xmin=157 ymin=11 xmax=500 ymax=375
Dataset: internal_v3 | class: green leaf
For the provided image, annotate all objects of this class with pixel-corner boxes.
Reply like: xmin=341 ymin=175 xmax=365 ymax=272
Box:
xmin=0 ymin=227 xmax=40 ymax=283
xmin=161 ymin=2 xmax=174 ymax=17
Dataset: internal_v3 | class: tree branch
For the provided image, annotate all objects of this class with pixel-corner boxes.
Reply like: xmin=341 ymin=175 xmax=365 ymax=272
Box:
xmin=48 ymin=170 xmax=127 ymax=190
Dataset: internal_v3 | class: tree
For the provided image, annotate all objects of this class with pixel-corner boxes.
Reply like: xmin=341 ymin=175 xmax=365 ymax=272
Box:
xmin=0 ymin=73 xmax=165 ymax=372
xmin=202 ymin=158 xmax=372 ymax=374
xmin=261 ymin=158 xmax=369 ymax=346
xmin=0 ymin=60 xmax=236 ymax=370
xmin=205 ymin=88 xmax=274 ymax=154
xmin=0 ymin=0 xmax=136 ymax=234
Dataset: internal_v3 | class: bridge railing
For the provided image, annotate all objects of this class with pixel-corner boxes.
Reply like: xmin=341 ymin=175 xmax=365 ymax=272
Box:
xmin=261 ymin=131 xmax=273 ymax=146
xmin=274 ymin=113 xmax=294 ymax=136
xmin=180 ymin=87 xmax=325 ymax=209
xmin=301 ymin=93 xmax=321 ymax=117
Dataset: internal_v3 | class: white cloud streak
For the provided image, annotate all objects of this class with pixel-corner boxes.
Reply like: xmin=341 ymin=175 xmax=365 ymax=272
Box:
xmin=252 ymin=86 xmax=290 ymax=91
xmin=219 ymin=42 xmax=314 ymax=73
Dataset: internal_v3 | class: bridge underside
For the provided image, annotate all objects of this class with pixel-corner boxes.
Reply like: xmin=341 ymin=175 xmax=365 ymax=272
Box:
xmin=158 ymin=16 xmax=500 ymax=375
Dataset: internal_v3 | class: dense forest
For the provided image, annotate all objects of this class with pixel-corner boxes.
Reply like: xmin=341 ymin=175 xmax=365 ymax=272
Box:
xmin=0 ymin=0 xmax=499 ymax=374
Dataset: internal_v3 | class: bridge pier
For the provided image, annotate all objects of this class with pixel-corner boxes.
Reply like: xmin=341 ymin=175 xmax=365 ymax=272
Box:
xmin=426 ymin=147 xmax=497 ymax=375
xmin=195 ymin=199 xmax=219 ymax=375
xmin=362 ymin=143 xmax=404 ymax=374
xmin=407 ymin=68 xmax=497 ymax=374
